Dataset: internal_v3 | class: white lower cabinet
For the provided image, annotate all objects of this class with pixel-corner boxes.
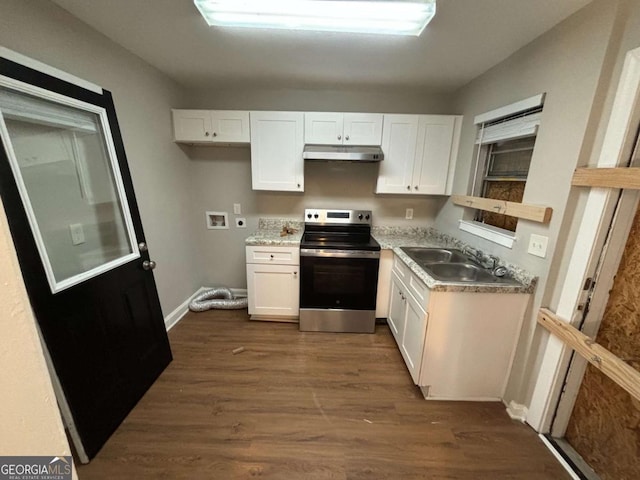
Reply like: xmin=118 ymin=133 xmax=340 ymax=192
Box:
xmin=246 ymin=246 xmax=300 ymax=321
xmin=388 ymin=253 xmax=529 ymax=400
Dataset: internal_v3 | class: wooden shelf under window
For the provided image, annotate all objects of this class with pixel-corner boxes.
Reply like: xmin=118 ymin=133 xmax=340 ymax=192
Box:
xmin=451 ymin=195 xmax=553 ymax=224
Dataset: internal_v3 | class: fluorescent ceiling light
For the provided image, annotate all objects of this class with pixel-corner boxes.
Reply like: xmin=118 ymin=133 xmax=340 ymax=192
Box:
xmin=193 ymin=0 xmax=436 ymax=36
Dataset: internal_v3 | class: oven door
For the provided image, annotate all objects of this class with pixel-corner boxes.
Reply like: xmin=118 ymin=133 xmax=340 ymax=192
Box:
xmin=299 ymin=249 xmax=380 ymax=310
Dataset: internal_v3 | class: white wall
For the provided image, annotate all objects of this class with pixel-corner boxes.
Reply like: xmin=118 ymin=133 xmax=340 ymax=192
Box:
xmin=433 ymin=0 xmax=620 ymax=408
xmin=0 ymin=0 xmax=200 ymax=316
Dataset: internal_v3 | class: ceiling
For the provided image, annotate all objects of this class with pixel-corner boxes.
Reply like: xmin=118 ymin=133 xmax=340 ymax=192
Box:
xmin=50 ymin=0 xmax=593 ymax=92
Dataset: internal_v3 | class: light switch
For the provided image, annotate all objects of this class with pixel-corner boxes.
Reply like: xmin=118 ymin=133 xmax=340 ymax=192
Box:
xmin=528 ymin=234 xmax=548 ymax=258
xmin=69 ymin=223 xmax=85 ymax=245
xmin=233 ymin=203 xmax=242 ymax=215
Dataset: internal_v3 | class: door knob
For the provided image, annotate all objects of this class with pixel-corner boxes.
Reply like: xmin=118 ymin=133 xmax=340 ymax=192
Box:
xmin=138 ymin=242 xmax=148 ymax=252
xmin=142 ymin=260 xmax=156 ymax=271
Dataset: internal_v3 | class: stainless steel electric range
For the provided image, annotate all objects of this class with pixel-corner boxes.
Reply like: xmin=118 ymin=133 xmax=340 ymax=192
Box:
xmin=299 ymin=208 xmax=380 ymax=333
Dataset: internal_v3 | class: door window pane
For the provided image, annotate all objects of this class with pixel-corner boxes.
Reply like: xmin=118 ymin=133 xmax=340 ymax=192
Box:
xmin=0 ymin=86 xmax=137 ymax=292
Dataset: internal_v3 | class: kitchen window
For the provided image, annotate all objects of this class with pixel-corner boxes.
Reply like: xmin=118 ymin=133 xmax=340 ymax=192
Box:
xmin=460 ymin=94 xmax=544 ymax=246
xmin=475 ymin=134 xmax=536 ymax=231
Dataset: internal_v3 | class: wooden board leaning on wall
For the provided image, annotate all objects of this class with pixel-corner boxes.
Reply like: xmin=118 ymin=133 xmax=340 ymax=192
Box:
xmin=572 ymin=167 xmax=640 ymax=189
xmin=537 ymin=308 xmax=640 ymax=402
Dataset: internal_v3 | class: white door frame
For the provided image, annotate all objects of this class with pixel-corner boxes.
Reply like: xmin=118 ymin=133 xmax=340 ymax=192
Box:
xmin=527 ymin=46 xmax=640 ymax=433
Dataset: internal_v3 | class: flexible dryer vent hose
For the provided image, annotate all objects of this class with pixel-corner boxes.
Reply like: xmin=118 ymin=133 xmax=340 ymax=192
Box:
xmin=189 ymin=287 xmax=248 ymax=311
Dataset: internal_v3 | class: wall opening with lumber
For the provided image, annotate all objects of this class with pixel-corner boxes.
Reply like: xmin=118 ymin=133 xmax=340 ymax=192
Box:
xmin=564 ymin=204 xmax=640 ymax=480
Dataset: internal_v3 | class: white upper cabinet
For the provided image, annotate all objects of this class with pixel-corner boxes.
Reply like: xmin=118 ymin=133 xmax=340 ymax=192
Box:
xmin=305 ymin=112 xmax=383 ymax=146
xmin=413 ymin=115 xmax=458 ymax=194
xmin=172 ymin=109 xmax=250 ymax=144
xmin=376 ymin=114 xmax=462 ymax=195
xmin=376 ymin=114 xmax=419 ymax=194
xmin=210 ymin=111 xmax=251 ymax=143
xmin=250 ymin=111 xmax=304 ymax=192
xmin=172 ymin=109 xmax=212 ymax=143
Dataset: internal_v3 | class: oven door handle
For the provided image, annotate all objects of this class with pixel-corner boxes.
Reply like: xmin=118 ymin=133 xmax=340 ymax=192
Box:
xmin=300 ymin=248 xmax=380 ymax=259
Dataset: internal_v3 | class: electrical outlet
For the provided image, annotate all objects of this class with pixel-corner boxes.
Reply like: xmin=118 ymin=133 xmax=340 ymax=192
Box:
xmin=405 ymin=208 xmax=414 ymax=220
xmin=69 ymin=223 xmax=85 ymax=245
xmin=233 ymin=203 xmax=242 ymax=215
xmin=235 ymin=217 xmax=247 ymax=228
xmin=528 ymin=234 xmax=548 ymax=258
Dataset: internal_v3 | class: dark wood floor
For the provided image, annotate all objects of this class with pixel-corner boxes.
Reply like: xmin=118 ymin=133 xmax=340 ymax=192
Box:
xmin=78 ymin=310 xmax=570 ymax=479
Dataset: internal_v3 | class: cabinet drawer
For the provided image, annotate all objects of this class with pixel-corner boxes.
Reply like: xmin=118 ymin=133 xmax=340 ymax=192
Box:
xmin=392 ymin=254 xmax=410 ymax=282
xmin=392 ymin=253 xmax=429 ymax=310
xmin=408 ymin=274 xmax=429 ymax=309
xmin=246 ymin=246 xmax=300 ymax=265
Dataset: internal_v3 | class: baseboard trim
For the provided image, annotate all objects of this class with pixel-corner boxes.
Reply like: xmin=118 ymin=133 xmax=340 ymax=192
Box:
xmin=164 ymin=287 xmax=248 ymax=331
xmin=164 ymin=287 xmax=208 ymax=331
xmin=506 ymin=400 xmax=529 ymax=423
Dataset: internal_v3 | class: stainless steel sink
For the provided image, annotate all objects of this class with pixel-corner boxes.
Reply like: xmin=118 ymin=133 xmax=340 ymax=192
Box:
xmin=399 ymin=247 xmax=522 ymax=286
xmin=400 ymin=247 xmax=471 ymax=264
xmin=426 ymin=263 xmax=499 ymax=283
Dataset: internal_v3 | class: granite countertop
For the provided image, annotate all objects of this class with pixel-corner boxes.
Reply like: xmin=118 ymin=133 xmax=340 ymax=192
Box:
xmin=245 ymin=218 xmax=304 ymax=246
xmin=371 ymin=226 xmax=535 ymax=294
xmin=245 ymin=220 xmax=536 ymax=294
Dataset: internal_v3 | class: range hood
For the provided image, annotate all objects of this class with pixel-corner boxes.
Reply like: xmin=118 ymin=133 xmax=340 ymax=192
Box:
xmin=303 ymin=145 xmax=384 ymax=162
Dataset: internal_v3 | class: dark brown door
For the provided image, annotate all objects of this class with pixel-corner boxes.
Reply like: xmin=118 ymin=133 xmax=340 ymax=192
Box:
xmin=0 ymin=57 xmax=172 ymax=460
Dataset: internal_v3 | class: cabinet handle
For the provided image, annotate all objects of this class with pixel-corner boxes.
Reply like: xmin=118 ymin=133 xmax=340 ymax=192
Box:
xmin=293 ymin=271 xmax=298 ymax=275
xmin=213 ymin=132 xmax=217 ymax=137
xmin=337 ymin=135 xmax=342 ymax=140
xmin=407 ymin=185 xmax=411 ymax=190
xmin=270 ymin=254 xmax=274 ymax=259
xmin=297 ymin=183 xmax=301 ymax=189
xmin=345 ymin=135 xmax=350 ymax=141
xmin=414 ymin=185 xmax=418 ymax=190
xmin=205 ymin=131 xmax=210 ymax=137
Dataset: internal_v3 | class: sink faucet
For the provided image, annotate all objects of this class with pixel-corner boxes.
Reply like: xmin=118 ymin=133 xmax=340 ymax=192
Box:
xmin=463 ymin=246 xmax=498 ymax=270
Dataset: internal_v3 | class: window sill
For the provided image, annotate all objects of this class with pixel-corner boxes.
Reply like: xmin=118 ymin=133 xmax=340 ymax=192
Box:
xmin=458 ymin=220 xmax=516 ymax=249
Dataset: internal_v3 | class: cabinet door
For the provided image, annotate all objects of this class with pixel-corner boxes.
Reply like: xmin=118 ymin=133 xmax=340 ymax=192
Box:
xmin=343 ymin=113 xmax=383 ymax=146
xmin=304 ymin=112 xmax=343 ymax=144
xmin=412 ymin=115 xmax=456 ymax=195
xmin=250 ymin=111 xmax=304 ymax=191
xmin=401 ymin=292 xmax=428 ymax=384
xmin=387 ymin=273 xmax=407 ymax=346
xmin=211 ymin=110 xmax=250 ymax=143
xmin=246 ymin=263 xmax=300 ymax=317
xmin=172 ymin=109 xmax=212 ymax=143
xmin=376 ymin=114 xmax=419 ymax=194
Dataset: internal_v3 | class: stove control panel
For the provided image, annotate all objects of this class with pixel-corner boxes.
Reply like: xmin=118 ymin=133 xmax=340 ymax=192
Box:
xmin=304 ymin=208 xmax=372 ymax=225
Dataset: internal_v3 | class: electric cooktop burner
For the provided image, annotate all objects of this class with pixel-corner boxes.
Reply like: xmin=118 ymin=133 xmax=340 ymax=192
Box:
xmin=300 ymin=208 xmax=380 ymax=251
